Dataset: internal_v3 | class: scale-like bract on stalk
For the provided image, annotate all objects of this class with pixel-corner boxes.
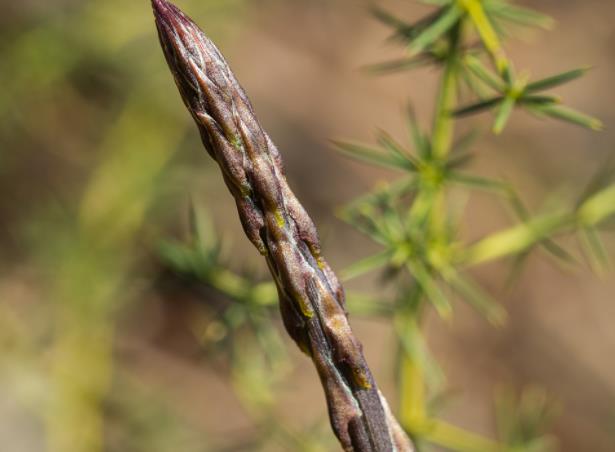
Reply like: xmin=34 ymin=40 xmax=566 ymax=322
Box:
xmin=151 ymin=1 xmax=413 ymax=450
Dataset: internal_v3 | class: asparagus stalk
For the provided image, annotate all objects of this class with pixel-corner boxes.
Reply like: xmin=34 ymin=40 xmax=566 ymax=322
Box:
xmin=151 ymin=1 xmax=412 ymax=450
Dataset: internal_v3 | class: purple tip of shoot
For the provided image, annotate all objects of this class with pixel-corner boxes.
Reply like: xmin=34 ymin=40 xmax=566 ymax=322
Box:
xmin=151 ymin=0 xmax=203 ymax=46
xmin=152 ymin=0 xmax=189 ymax=28
xmin=151 ymin=0 xmax=172 ymax=17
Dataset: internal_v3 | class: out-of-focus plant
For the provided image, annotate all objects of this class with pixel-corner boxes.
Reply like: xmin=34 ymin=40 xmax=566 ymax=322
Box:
xmin=495 ymin=386 xmax=559 ymax=452
xmin=332 ymin=0 xmax=611 ymax=450
xmin=0 ymin=1 xmax=246 ymax=452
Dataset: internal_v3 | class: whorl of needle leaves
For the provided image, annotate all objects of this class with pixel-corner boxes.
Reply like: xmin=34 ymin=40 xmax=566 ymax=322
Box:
xmin=151 ymin=1 xmax=412 ymax=450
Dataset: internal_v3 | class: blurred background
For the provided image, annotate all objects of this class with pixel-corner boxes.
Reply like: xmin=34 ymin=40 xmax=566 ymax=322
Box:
xmin=0 ymin=0 xmax=614 ymax=451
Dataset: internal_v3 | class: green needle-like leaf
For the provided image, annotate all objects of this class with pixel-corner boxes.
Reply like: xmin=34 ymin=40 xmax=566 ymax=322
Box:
xmin=449 ymin=172 xmax=510 ymax=193
xmin=526 ymin=67 xmax=590 ymax=92
xmin=407 ymin=262 xmax=452 ymax=319
xmin=333 ymin=140 xmax=413 ymax=170
xmin=486 ymin=1 xmax=554 ymax=30
xmin=372 ymin=6 xmax=443 ymax=44
xmin=370 ymin=6 xmax=410 ymax=31
xmin=464 ymin=55 xmax=506 ymax=92
xmin=363 ymin=55 xmax=434 ymax=74
xmin=407 ymin=105 xmax=431 ymax=157
xmin=342 ymin=250 xmax=394 ymax=281
xmin=519 ymin=95 xmax=560 ymax=106
xmin=445 ymin=271 xmax=507 ymax=326
xmin=454 ymin=96 xmax=503 ymax=117
xmin=540 ymin=238 xmax=576 ymax=264
xmin=579 ymin=227 xmax=611 ymax=274
xmin=493 ymin=95 xmax=516 ymax=134
xmin=409 ymin=5 xmax=463 ymax=55
xmin=529 ymin=104 xmax=603 ymax=130
xmin=496 ymin=387 xmax=558 ymax=451
xmin=377 ymin=129 xmax=420 ymax=170
xmin=346 ymin=292 xmax=395 ymax=317
xmin=460 ymin=65 xmax=492 ymax=99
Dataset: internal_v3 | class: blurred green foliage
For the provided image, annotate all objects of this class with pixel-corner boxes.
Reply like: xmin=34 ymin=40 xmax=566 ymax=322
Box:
xmin=0 ymin=1 xmax=247 ymax=452
xmin=333 ymin=0 xmax=611 ymax=450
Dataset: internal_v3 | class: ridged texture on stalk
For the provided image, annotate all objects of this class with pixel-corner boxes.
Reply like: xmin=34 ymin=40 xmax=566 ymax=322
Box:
xmin=152 ymin=1 xmax=413 ymax=450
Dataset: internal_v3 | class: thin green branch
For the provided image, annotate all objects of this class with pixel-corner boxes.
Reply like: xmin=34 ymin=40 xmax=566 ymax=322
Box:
xmin=432 ymin=23 xmax=462 ymax=160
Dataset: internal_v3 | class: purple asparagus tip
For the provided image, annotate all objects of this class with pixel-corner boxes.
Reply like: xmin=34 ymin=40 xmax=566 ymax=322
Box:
xmin=151 ymin=0 xmax=169 ymax=16
xmin=152 ymin=0 xmax=174 ymax=37
xmin=152 ymin=0 xmax=193 ymax=34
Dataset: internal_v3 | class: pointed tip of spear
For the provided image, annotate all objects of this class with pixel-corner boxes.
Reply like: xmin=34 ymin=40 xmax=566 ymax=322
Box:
xmin=151 ymin=0 xmax=168 ymax=17
xmin=151 ymin=0 xmax=204 ymax=44
xmin=151 ymin=0 xmax=170 ymax=15
xmin=151 ymin=0 xmax=189 ymax=28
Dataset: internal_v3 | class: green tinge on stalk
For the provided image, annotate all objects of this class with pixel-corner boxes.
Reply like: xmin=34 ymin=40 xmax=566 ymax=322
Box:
xmin=151 ymin=1 xmax=413 ymax=450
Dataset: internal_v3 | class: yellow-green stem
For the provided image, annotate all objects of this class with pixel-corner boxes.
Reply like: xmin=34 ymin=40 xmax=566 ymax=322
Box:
xmin=400 ymin=21 xmax=464 ymax=440
xmin=431 ymin=24 xmax=461 ymax=161
xmin=458 ymin=0 xmax=508 ymax=74
xmin=397 ymin=290 xmax=427 ymax=428
xmin=430 ymin=24 xmax=462 ymax=238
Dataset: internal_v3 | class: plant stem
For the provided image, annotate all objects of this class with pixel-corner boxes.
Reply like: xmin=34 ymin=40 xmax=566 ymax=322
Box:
xmin=152 ymin=1 xmax=413 ymax=450
xmin=398 ymin=21 xmax=464 ymax=442
xmin=397 ymin=288 xmax=427 ymax=429
xmin=431 ymin=23 xmax=462 ymax=161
